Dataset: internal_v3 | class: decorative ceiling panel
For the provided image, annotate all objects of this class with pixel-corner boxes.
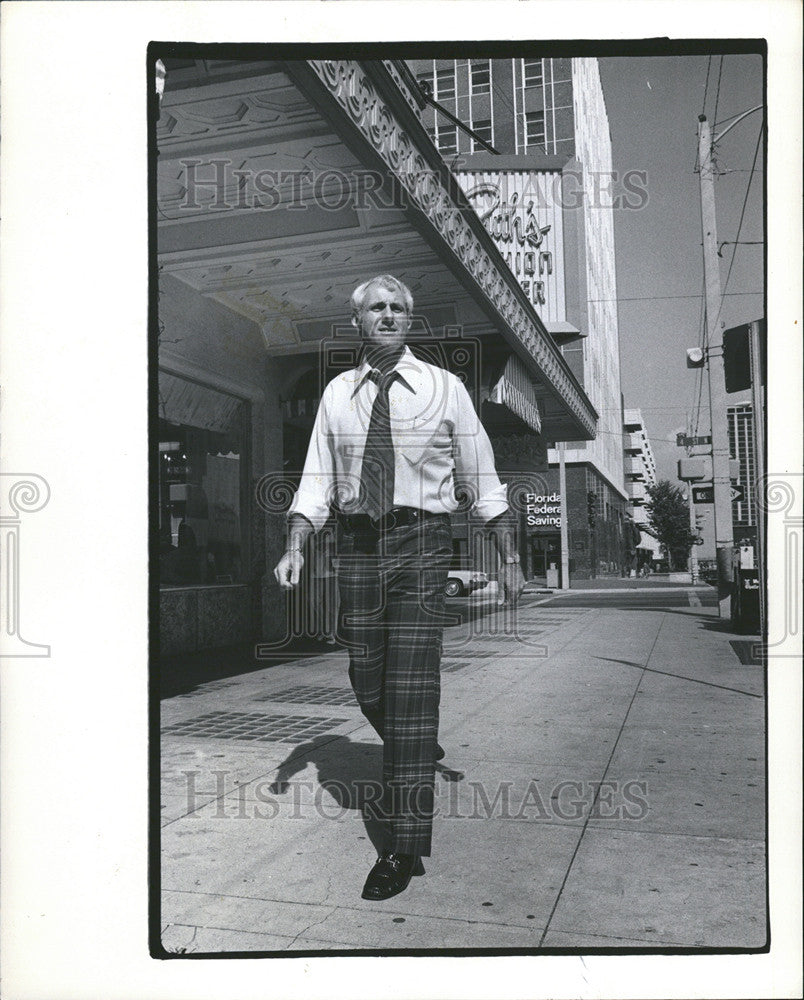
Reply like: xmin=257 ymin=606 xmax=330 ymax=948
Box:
xmin=156 ymin=139 xmax=363 ymax=219
xmin=158 ymin=68 xmax=321 ymax=150
xmin=163 ymin=232 xmax=432 ymax=291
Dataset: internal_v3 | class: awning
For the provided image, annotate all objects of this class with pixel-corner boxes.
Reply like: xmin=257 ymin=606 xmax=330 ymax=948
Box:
xmin=487 ymin=354 xmax=542 ymax=433
xmin=158 ymin=370 xmax=244 ymax=433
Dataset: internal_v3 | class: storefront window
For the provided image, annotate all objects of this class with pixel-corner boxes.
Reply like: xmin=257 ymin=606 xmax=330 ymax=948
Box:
xmin=158 ymin=372 xmax=248 ymax=587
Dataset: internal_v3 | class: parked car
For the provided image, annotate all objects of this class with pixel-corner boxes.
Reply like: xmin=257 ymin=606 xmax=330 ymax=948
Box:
xmin=444 ymin=569 xmax=489 ymax=598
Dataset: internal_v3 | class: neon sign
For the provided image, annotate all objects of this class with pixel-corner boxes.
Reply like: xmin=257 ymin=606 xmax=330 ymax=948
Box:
xmin=465 ymin=182 xmax=553 ymax=307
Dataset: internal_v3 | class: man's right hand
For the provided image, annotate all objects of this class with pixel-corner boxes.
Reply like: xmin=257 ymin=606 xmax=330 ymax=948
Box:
xmin=274 ymin=550 xmax=304 ymax=590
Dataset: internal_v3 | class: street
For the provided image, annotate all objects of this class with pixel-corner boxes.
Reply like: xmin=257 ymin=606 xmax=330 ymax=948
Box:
xmin=530 ymin=585 xmax=719 ymax=610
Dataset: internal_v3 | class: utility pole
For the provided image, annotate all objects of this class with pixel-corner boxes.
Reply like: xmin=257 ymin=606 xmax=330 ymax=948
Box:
xmin=559 ymin=442 xmax=570 ymax=589
xmin=697 ymin=114 xmax=734 ymax=619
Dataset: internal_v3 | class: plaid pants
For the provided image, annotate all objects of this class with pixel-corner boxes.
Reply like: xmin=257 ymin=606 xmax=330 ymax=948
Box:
xmin=337 ymin=515 xmax=451 ymax=857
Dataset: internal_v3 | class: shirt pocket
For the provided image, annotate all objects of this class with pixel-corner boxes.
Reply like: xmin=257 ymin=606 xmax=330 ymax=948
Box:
xmin=394 ymin=425 xmax=449 ymax=468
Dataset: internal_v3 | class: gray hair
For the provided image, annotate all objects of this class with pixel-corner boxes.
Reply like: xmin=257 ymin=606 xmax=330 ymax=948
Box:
xmin=350 ymin=274 xmax=413 ymax=316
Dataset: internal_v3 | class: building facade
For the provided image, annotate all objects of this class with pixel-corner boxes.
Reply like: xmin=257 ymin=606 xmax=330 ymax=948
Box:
xmin=623 ymin=408 xmax=662 ymax=567
xmin=408 ymin=56 xmax=629 ymax=580
xmin=155 ymin=55 xmax=597 ymax=655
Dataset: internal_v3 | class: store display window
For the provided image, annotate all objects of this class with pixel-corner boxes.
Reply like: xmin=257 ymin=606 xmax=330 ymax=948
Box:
xmin=158 ymin=372 xmax=248 ymax=586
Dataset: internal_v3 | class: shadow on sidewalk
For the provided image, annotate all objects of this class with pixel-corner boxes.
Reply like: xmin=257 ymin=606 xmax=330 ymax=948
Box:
xmin=268 ymin=736 xmax=386 ymax=855
xmin=267 ymin=735 xmax=465 ymax=855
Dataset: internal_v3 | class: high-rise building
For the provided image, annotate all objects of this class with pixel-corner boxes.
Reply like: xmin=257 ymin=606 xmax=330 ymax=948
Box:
xmin=623 ymin=408 xmax=662 ymax=564
xmin=408 ymin=56 xmax=629 ymax=579
xmin=412 ymin=58 xmax=578 ymax=157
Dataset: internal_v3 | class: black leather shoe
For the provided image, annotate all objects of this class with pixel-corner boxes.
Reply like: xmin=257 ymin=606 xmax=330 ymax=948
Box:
xmin=361 ymin=852 xmax=425 ymax=901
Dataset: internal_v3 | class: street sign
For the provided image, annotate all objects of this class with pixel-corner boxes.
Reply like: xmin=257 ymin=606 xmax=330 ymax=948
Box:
xmin=677 ymin=433 xmax=712 ymax=447
xmin=692 ymin=484 xmax=745 ymax=504
xmin=692 ymin=485 xmax=714 ymax=504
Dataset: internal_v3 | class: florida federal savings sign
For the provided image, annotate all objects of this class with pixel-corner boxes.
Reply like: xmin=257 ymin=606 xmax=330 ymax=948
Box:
xmin=457 ymin=170 xmax=567 ymax=325
xmin=526 ymin=492 xmax=563 ymax=528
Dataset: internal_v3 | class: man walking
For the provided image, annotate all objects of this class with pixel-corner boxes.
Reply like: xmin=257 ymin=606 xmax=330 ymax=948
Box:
xmin=274 ymin=274 xmax=525 ymax=900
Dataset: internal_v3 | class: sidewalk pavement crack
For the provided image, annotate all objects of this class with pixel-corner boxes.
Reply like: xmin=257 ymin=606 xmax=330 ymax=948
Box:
xmin=163 ymin=888 xmax=540 ymax=932
xmin=537 ymin=614 xmax=668 ymax=948
xmin=160 ymin=726 xmax=366 ymax=829
xmin=594 ymin=656 xmax=762 ymax=697
xmin=284 ymin=907 xmax=338 ymax=950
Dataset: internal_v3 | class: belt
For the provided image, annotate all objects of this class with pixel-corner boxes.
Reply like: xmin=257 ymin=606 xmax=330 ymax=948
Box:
xmin=338 ymin=507 xmax=447 ymax=534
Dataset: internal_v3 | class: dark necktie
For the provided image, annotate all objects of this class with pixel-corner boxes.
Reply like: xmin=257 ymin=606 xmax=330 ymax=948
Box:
xmin=360 ymin=369 xmax=399 ymax=519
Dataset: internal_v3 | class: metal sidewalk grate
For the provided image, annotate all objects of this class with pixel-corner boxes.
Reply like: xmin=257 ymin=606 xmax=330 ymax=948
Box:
xmin=162 ymin=711 xmax=350 ymax=742
xmin=253 ymin=685 xmax=358 ymax=707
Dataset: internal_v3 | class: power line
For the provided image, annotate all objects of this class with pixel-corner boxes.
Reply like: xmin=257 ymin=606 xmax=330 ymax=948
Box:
xmin=691 ymin=276 xmax=706 ymax=437
xmin=713 ymin=56 xmax=724 ymax=127
xmin=704 ymin=116 xmax=764 ymax=338
xmin=590 ymin=290 xmax=763 ymax=304
xmin=694 ymin=57 xmax=712 ymax=173
xmin=599 ymin=404 xmax=716 ymax=412
xmin=721 ymin=120 xmax=764 ymax=302
xmin=714 ymin=107 xmax=758 ymax=128
xmin=696 ymin=55 xmax=725 ymax=177
xmin=702 ymin=56 xmax=712 ymax=118
xmin=590 ymin=428 xmax=698 ymax=445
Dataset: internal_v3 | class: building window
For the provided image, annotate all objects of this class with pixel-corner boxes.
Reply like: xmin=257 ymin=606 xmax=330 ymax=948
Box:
xmin=435 ymin=66 xmax=456 ymax=100
xmin=437 ymin=125 xmax=458 ymax=155
xmin=158 ymin=372 xmax=248 ymax=587
xmin=471 ymin=118 xmax=492 ymax=151
xmin=470 ymin=59 xmax=491 ymax=95
xmin=525 ymin=110 xmax=546 ymax=150
xmin=523 ymin=58 xmax=544 ymax=88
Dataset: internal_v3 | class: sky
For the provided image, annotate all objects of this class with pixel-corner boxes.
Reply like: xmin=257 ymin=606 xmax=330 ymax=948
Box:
xmin=598 ymin=54 xmax=765 ymax=483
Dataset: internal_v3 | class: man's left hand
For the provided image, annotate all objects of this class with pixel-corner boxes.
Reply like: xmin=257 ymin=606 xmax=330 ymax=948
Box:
xmin=498 ymin=563 xmax=526 ymax=606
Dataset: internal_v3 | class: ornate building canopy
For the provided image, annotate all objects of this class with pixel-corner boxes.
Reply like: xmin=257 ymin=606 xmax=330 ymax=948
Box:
xmin=156 ymin=57 xmax=597 ymax=443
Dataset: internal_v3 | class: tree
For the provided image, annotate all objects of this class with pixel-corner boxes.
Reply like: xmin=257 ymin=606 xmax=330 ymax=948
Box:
xmin=644 ymin=480 xmax=698 ymax=571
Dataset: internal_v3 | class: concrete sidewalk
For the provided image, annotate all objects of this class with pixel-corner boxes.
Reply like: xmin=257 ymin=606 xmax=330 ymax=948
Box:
xmin=539 ymin=576 xmax=710 ymax=591
xmin=159 ymin=595 xmax=766 ymax=953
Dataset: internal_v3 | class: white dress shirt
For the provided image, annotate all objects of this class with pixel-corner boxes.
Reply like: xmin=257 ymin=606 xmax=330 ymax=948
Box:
xmin=288 ymin=346 xmax=509 ymax=531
